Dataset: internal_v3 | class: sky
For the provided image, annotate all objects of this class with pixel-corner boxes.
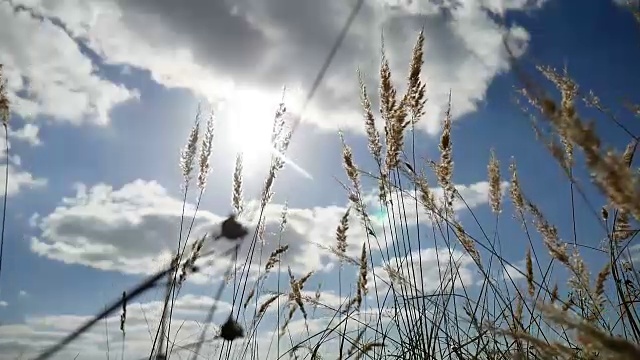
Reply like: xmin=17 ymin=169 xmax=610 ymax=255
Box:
xmin=0 ymin=0 xmax=639 ymax=359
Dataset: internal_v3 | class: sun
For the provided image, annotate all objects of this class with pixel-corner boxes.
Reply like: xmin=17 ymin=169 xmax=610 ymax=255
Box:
xmin=221 ymin=87 xmax=312 ymax=179
xmin=224 ymin=90 xmax=283 ymax=168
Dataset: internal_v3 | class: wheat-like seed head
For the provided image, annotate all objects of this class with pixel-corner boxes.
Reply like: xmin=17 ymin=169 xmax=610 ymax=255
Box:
xmin=243 ymin=286 xmax=255 ymax=309
xmin=535 ymin=67 xmax=640 ymax=222
xmin=358 ymin=70 xmax=382 ymax=165
xmin=614 ymin=210 xmax=634 ymax=241
xmin=453 ymin=221 xmax=480 ymax=265
xmin=488 ymin=149 xmax=502 ymax=214
xmin=256 ymin=294 xmax=280 ymax=318
xmin=197 ymin=112 xmax=215 ymax=190
xmin=622 ymin=139 xmax=636 ymax=167
xmin=180 ymin=116 xmax=200 ymax=184
xmin=438 ymin=98 xmax=455 ymax=203
xmin=404 ymin=30 xmax=426 ymax=125
xmin=527 ymin=200 xmax=569 ymax=265
xmin=592 ymin=263 xmax=610 ymax=320
xmin=335 ymin=207 xmax=350 ymax=260
xmin=344 ymin=245 xmax=368 ymax=313
xmin=265 ymin=245 xmax=289 ymax=273
xmin=526 ymin=247 xmax=534 ymax=297
xmin=232 ymin=153 xmax=244 ymax=215
xmin=509 ymin=159 xmax=526 ymax=219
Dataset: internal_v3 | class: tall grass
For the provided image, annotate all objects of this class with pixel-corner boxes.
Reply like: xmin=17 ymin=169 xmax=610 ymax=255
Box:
xmin=3 ymin=3 xmax=640 ymax=360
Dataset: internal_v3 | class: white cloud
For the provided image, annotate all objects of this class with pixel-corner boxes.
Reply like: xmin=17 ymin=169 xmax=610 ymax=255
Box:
xmin=0 ymin=126 xmax=46 ymax=197
xmin=11 ymin=0 xmax=547 ymax=135
xmin=0 ymin=2 xmax=139 ymax=125
xmin=29 ymin=178 xmax=497 ymax=280
xmin=9 ymin=123 xmax=40 ymax=146
xmin=0 ymin=301 xmax=7 ymax=307
xmin=0 ymin=294 xmax=233 ymax=360
xmin=0 ymin=164 xmax=47 ymax=197
xmin=370 ymin=247 xmax=477 ymax=296
xmin=18 ymin=290 xmax=28 ymax=297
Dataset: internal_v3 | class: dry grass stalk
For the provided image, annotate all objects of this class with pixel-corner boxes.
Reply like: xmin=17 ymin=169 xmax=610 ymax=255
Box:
xmin=539 ymin=303 xmax=640 ymax=360
xmin=261 ymin=103 xmax=291 ymax=209
xmin=526 ymin=247 xmax=535 ymax=297
xmin=533 ymin=67 xmax=640 ymax=223
xmin=180 ymin=116 xmax=200 ymax=183
xmin=488 ymin=149 xmax=502 ymax=214
xmin=346 ymin=328 xmax=367 ymax=357
xmin=438 ymin=98 xmax=455 ymax=212
xmin=622 ymin=139 xmax=637 ymax=168
xmin=287 ymin=268 xmax=311 ymax=323
xmin=358 ymin=71 xmax=388 ymax=203
xmin=353 ymin=242 xmax=369 ymax=311
xmin=354 ymin=343 xmax=384 ymax=360
xmin=383 ymin=263 xmax=422 ymax=295
xmin=403 ymin=30 xmax=426 ymax=125
xmin=614 ymin=210 xmax=635 ymax=241
xmin=279 ymin=201 xmax=289 ymax=234
xmin=197 ymin=112 xmax=215 ymax=190
xmin=0 ymin=64 xmax=9 ymax=125
xmin=264 ymin=245 xmax=289 ymax=273
xmin=453 ymin=221 xmax=480 ymax=265
xmin=591 ymin=263 xmax=610 ymax=321
xmin=232 ymin=152 xmax=244 ymax=215
xmin=178 ymin=236 xmax=205 ymax=287
xmin=358 ymin=71 xmax=382 ymax=165
xmin=526 ymin=200 xmax=569 ymax=265
xmin=256 ymin=294 xmax=280 ymax=318
xmin=335 ymin=207 xmax=350 ymax=260
xmin=243 ymin=286 xmax=255 ymax=309
xmin=509 ymin=160 xmax=526 ymax=220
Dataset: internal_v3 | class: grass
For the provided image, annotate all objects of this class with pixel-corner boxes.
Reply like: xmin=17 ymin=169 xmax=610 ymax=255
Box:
xmin=2 ymin=3 xmax=640 ymax=360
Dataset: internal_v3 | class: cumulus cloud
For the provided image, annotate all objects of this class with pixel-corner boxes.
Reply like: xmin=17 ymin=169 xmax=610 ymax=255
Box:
xmin=11 ymin=0 xmax=547 ymax=135
xmin=369 ymin=247 xmax=477 ymax=297
xmin=0 ymin=134 xmax=46 ymax=196
xmin=29 ymin=178 xmax=498 ymax=280
xmin=0 ymin=294 xmax=234 ymax=360
xmin=0 ymin=1 xmax=139 ymax=125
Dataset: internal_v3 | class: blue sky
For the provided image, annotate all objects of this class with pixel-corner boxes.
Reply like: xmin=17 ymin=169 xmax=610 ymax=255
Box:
xmin=0 ymin=0 xmax=639 ymax=359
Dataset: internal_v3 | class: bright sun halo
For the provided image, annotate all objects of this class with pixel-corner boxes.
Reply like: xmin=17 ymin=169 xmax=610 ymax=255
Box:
xmin=225 ymin=91 xmax=283 ymax=167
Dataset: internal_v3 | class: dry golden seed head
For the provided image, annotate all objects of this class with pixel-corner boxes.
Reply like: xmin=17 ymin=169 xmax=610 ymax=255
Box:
xmin=453 ymin=221 xmax=480 ymax=264
xmin=358 ymin=242 xmax=369 ymax=296
xmin=358 ymin=70 xmax=382 ymax=165
xmin=265 ymin=245 xmax=289 ymax=272
xmin=488 ymin=149 xmax=502 ymax=214
xmin=180 ymin=117 xmax=200 ymax=183
xmin=243 ymin=286 xmax=256 ymax=309
xmin=526 ymin=247 xmax=534 ymax=297
xmin=509 ymin=159 xmax=525 ymax=217
xmin=197 ymin=112 xmax=215 ymax=190
xmin=622 ymin=139 xmax=637 ymax=168
xmin=438 ymin=98 xmax=455 ymax=196
xmin=335 ymin=207 xmax=350 ymax=259
xmin=614 ymin=210 xmax=634 ymax=241
xmin=593 ymin=263 xmax=610 ymax=307
xmin=256 ymin=294 xmax=280 ymax=318
xmin=340 ymin=132 xmax=362 ymax=196
xmin=232 ymin=152 xmax=244 ymax=215
xmin=405 ymin=30 xmax=426 ymax=124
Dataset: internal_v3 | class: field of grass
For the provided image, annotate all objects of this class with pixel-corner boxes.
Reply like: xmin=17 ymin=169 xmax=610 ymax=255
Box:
xmin=2 ymin=3 xmax=640 ymax=360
